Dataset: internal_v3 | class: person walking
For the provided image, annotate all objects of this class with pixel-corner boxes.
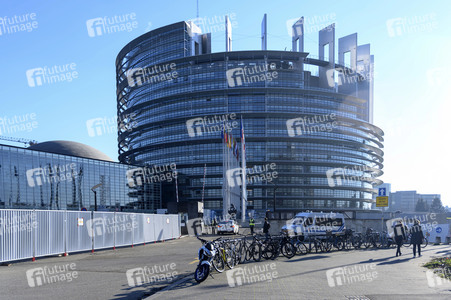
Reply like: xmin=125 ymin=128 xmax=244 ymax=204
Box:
xmin=393 ymin=220 xmax=406 ymax=257
xmin=263 ymin=218 xmax=271 ymax=239
xmin=249 ymin=216 xmax=255 ymax=235
xmin=212 ymin=217 xmax=218 ymax=235
xmin=410 ymin=219 xmax=424 ymax=257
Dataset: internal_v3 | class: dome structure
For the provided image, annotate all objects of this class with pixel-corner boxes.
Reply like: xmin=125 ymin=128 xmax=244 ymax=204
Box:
xmin=28 ymin=140 xmax=114 ymax=162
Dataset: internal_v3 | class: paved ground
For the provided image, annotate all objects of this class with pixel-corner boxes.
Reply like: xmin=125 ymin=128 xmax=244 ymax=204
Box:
xmin=0 ymin=237 xmax=200 ymax=300
xmin=0 ymin=236 xmax=450 ymax=300
xmin=151 ymin=242 xmax=451 ymax=300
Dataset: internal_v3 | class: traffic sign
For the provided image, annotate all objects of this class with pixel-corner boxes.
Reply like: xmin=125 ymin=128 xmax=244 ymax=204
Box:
xmin=378 ymin=188 xmax=386 ymax=196
xmin=436 ymin=227 xmax=442 ymax=233
xmin=376 ymin=196 xmax=388 ymax=207
xmin=81 ymin=207 xmax=87 ymax=211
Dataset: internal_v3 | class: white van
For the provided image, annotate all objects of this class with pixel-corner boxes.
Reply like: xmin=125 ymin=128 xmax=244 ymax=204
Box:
xmin=281 ymin=212 xmax=346 ymax=237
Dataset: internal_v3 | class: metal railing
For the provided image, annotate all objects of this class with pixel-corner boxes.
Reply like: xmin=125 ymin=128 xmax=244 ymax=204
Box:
xmin=0 ymin=209 xmax=181 ymax=263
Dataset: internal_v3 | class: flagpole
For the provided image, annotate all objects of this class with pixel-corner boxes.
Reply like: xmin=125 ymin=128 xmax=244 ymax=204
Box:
xmin=201 ymin=163 xmax=206 ymax=205
xmin=241 ymin=116 xmax=247 ymax=223
xmin=175 ymin=164 xmax=179 ymax=203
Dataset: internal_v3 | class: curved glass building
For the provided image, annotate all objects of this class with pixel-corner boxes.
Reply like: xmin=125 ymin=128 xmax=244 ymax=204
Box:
xmin=116 ymin=18 xmax=384 ymax=214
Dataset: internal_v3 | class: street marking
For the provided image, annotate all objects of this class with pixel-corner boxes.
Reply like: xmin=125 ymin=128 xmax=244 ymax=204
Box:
xmin=189 ymin=259 xmax=199 ymax=265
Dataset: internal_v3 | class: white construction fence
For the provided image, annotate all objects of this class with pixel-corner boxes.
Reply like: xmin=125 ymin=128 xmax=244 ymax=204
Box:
xmin=0 ymin=209 xmax=180 ymax=263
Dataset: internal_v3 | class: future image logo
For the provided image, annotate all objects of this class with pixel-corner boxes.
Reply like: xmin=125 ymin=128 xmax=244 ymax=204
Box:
xmin=126 ymin=64 xmax=178 ymax=87
xmin=186 ymin=114 xmax=238 ymax=137
xmin=226 ymin=164 xmax=278 ymax=187
xmin=26 ymin=63 xmax=78 ymax=87
xmin=126 ymin=263 xmax=178 ymax=287
xmin=226 ymin=64 xmax=278 ymax=87
xmin=326 ymin=165 xmax=371 ymax=188
xmin=386 ymin=14 xmax=438 ymax=38
xmin=86 ymin=113 xmax=137 ymax=137
xmin=26 ymin=264 xmax=78 ymax=287
xmin=26 ymin=164 xmax=78 ymax=187
xmin=286 ymin=113 xmax=337 ymax=137
xmin=86 ymin=13 xmax=138 ymax=37
xmin=226 ymin=263 xmax=278 ymax=287
xmin=326 ymin=264 xmax=377 ymax=287
xmin=0 ymin=13 xmax=38 ymax=36
xmin=126 ymin=163 xmax=177 ymax=187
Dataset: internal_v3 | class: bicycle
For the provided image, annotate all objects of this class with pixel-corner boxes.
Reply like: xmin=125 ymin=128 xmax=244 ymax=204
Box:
xmin=403 ymin=233 xmax=428 ymax=248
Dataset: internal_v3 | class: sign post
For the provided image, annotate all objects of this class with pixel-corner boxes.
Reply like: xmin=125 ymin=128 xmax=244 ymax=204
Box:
xmin=377 ymin=187 xmax=388 ymax=231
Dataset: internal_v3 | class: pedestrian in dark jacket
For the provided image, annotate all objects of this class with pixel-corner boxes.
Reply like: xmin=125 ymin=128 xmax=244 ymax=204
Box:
xmin=263 ymin=218 xmax=271 ymax=239
xmin=393 ymin=220 xmax=406 ymax=257
xmin=249 ymin=217 xmax=255 ymax=235
xmin=410 ymin=220 xmax=424 ymax=257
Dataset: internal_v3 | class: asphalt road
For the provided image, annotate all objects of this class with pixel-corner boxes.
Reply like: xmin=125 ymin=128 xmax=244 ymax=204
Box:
xmin=151 ymin=241 xmax=451 ymax=300
xmin=0 ymin=236 xmax=450 ymax=300
xmin=0 ymin=237 xmax=200 ymax=300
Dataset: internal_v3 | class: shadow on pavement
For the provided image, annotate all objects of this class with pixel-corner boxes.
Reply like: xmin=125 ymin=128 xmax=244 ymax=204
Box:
xmin=289 ymin=255 xmax=329 ymax=263
xmin=112 ymin=275 xmax=192 ymax=300
xmin=358 ymin=256 xmax=393 ymax=264
xmin=377 ymin=257 xmax=414 ymax=265
xmin=435 ymin=249 xmax=451 ymax=256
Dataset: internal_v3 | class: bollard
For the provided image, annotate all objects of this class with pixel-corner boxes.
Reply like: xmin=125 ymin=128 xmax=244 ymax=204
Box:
xmin=434 ymin=236 xmax=441 ymax=245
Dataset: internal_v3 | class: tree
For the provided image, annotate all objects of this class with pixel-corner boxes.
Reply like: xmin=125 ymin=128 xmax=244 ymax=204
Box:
xmin=430 ymin=197 xmax=445 ymax=213
xmin=415 ymin=198 xmax=429 ymax=212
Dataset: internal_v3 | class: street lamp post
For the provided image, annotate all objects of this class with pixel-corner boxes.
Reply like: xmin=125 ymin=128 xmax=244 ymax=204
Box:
xmin=268 ymin=181 xmax=278 ymax=218
xmin=91 ymin=183 xmax=103 ymax=211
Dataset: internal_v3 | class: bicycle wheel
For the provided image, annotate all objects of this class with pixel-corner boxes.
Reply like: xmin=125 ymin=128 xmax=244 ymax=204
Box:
xmin=403 ymin=235 xmax=412 ymax=247
xmin=281 ymin=242 xmax=296 ymax=259
xmin=296 ymin=242 xmax=308 ymax=255
xmin=262 ymin=243 xmax=275 ymax=260
xmin=421 ymin=238 xmax=428 ymax=248
xmin=212 ymin=252 xmax=225 ymax=273
xmin=363 ymin=238 xmax=372 ymax=249
xmin=225 ymin=249 xmax=236 ymax=269
xmin=352 ymin=236 xmax=362 ymax=249
xmin=236 ymin=243 xmax=245 ymax=264
xmin=252 ymin=243 xmax=262 ymax=262
xmin=335 ymin=240 xmax=344 ymax=251
xmin=374 ymin=237 xmax=382 ymax=249
xmin=343 ymin=239 xmax=353 ymax=250
xmin=322 ymin=240 xmax=332 ymax=252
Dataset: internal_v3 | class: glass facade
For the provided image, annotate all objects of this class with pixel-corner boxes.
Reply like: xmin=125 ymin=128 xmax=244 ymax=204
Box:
xmin=116 ymin=21 xmax=384 ymax=213
xmin=0 ymin=144 xmax=160 ymax=212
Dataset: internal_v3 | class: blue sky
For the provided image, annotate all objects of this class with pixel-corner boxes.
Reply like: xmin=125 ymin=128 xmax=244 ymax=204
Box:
xmin=1 ymin=0 xmax=450 ymax=206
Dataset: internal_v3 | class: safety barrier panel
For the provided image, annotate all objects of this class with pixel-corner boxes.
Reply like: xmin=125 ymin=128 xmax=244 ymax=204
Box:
xmin=0 ymin=209 xmax=180 ymax=263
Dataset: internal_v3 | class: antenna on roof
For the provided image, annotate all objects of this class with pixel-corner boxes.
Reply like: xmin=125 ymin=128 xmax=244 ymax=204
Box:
xmin=196 ymin=0 xmax=199 ymax=18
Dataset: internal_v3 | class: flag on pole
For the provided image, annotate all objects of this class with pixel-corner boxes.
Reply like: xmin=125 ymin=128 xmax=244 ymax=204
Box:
xmin=240 ymin=116 xmax=247 ymax=222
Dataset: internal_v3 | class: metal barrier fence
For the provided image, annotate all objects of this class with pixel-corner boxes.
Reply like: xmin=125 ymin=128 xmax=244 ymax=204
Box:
xmin=0 ymin=209 xmax=180 ymax=263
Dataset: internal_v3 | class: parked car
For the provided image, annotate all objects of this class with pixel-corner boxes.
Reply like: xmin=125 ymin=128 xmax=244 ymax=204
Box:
xmin=217 ymin=220 xmax=239 ymax=234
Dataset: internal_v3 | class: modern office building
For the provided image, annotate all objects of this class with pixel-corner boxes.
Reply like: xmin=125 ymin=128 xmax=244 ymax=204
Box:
xmin=116 ymin=16 xmax=384 ymax=214
xmin=389 ymin=190 xmax=441 ymax=213
xmin=0 ymin=141 xmax=160 ymax=211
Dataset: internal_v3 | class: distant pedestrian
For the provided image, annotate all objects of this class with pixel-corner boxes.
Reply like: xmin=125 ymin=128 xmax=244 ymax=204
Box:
xmin=393 ymin=220 xmax=406 ymax=257
xmin=212 ymin=218 xmax=218 ymax=235
xmin=249 ymin=217 xmax=255 ymax=235
xmin=410 ymin=220 xmax=424 ymax=257
xmin=263 ymin=218 xmax=271 ymax=239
